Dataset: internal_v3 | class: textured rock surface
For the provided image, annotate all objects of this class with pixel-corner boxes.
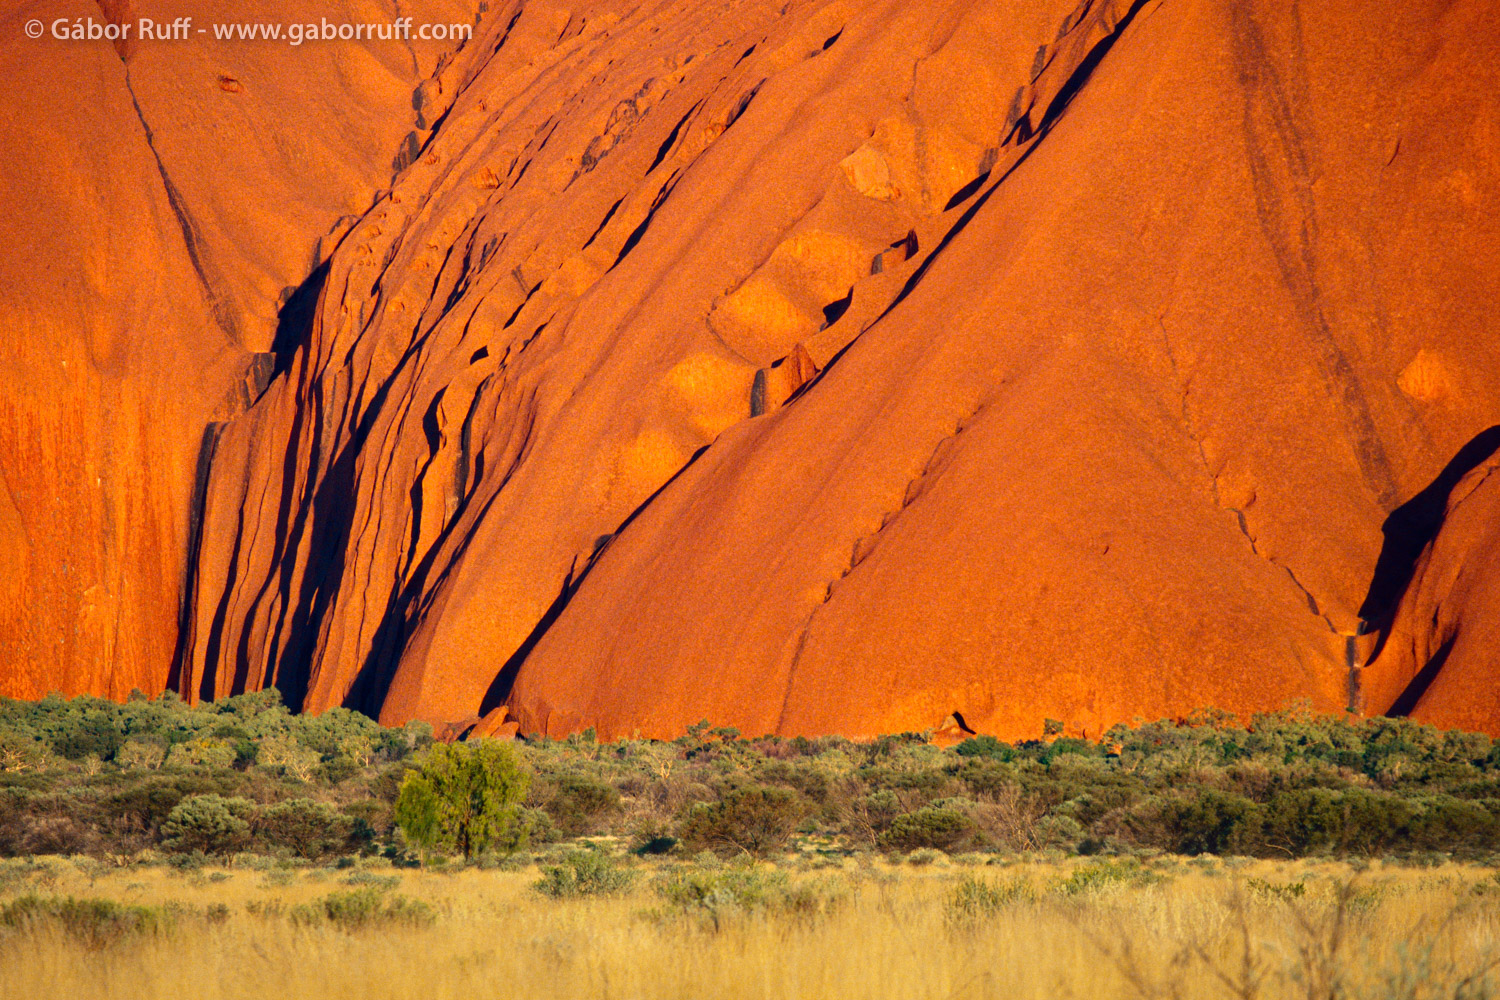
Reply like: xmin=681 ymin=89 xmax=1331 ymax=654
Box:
xmin=0 ymin=0 xmax=470 ymax=700
xmin=1362 ymin=430 xmax=1500 ymax=733
xmin=9 ymin=0 xmax=1500 ymax=738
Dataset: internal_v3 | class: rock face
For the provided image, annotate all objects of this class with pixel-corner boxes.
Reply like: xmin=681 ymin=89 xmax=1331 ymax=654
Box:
xmin=1361 ymin=429 xmax=1500 ymax=733
xmin=0 ymin=0 xmax=470 ymax=700
xmin=7 ymin=0 xmax=1500 ymax=737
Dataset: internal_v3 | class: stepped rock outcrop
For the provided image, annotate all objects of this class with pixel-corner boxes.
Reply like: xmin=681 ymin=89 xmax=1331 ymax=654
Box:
xmin=6 ymin=0 xmax=1500 ymax=738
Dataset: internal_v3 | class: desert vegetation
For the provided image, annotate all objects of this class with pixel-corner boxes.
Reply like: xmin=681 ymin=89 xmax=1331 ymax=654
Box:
xmin=4 ymin=693 xmax=1500 ymax=996
xmin=1 ymin=853 xmax=1499 ymax=999
xmin=3 ymin=693 xmax=1500 ymax=863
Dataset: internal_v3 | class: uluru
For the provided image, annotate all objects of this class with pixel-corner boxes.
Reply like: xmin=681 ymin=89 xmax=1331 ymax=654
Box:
xmin=3 ymin=0 xmax=1498 ymax=741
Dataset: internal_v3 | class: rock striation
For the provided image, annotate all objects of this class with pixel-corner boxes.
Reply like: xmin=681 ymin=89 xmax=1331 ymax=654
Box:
xmin=5 ymin=0 xmax=1500 ymax=738
xmin=0 ymin=0 xmax=472 ymax=700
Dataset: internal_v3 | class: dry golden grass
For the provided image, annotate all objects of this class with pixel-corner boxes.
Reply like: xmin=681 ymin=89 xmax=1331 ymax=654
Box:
xmin=1 ymin=854 xmax=1497 ymax=1000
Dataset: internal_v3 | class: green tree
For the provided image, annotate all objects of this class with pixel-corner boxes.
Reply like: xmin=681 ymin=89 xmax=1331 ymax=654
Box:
xmin=394 ymin=740 xmax=531 ymax=860
xmin=0 ymin=727 xmax=45 ymax=773
xmin=162 ymin=794 xmax=253 ymax=854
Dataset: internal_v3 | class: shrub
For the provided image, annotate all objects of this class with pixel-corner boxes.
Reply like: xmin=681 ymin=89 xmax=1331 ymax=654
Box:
xmin=48 ymin=714 xmax=123 ymax=762
xmin=679 ymin=786 xmax=802 ymax=858
xmin=257 ymin=735 xmax=321 ymax=782
xmin=162 ymin=794 xmax=253 ymax=854
xmin=1260 ymin=788 xmax=1416 ymax=856
xmin=653 ymin=866 xmax=786 ymax=911
xmin=1245 ymin=877 xmax=1307 ymax=901
xmin=878 ymin=807 xmax=979 ymax=853
xmin=1034 ymin=813 xmax=1087 ymax=849
xmin=0 ymin=729 xmax=46 ymax=773
xmin=1056 ymin=860 xmax=1163 ymax=896
xmin=0 ymin=895 xmax=174 ymax=948
xmin=341 ymin=871 xmax=400 ymax=890
xmin=115 ymin=740 xmax=166 ymax=771
xmin=650 ymin=864 xmax=844 ymax=926
xmin=633 ymin=831 xmax=679 ymax=856
xmin=289 ymin=888 xmax=433 ymax=930
xmin=905 ymin=847 xmax=945 ymax=866
xmin=101 ymin=777 xmax=221 ymax=842
xmin=165 ymin=738 xmax=237 ymax=770
xmin=1155 ymin=789 xmax=1262 ymax=855
xmin=319 ymin=756 xmax=359 ymax=785
xmin=543 ymin=773 xmax=621 ymax=837
xmin=948 ymin=874 xmax=1035 ymax=920
xmin=954 ymin=735 xmax=1014 ymax=761
xmin=394 ymin=741 xmax=531 ymax=860
xmin=253 ymin=799 xmax=370 ymax=860
xmin=533 ymin=850 xmax=637 ymax=898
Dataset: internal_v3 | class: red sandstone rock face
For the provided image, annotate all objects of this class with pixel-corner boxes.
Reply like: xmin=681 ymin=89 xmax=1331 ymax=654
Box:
xmin=1361 ymin=433 xmax=1500 ymax=734
xmin=0 ymin=0 xmax=470 ymax=700
xmin=8 ymin=0 xmax=1500 ymax=739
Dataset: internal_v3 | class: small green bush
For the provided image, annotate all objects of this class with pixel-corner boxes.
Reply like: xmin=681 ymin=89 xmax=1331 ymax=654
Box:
xmin=0 ymin=895 xmax=174 ymax=948
xmin=533 ymin=850 xmax=637 ymax=898
xmin=166 ymin=738 xmax=238 ymax=770
xmin=650 ymin=864 xmax=845 ymax=926
xmin=341 ymin=871 xmax=401 ymax=890
xmin=289 ymin=888 xmax=433 ymax=930
xmin=1245 ymin=877 xmax=1307 ymax=901
xmin=49 ymin=715 xmax=123 ymax=762
xmin=653 ymin=866 xmax=786 ymax=911
xmin=954 ymin=735 xmax=1014 ymax=761
xmin=679 ymin=786 xmax=802 ymax=858
xmin=1056 ymin=860 xmax=1163 ymax=896
xmin=878 ymin=807 xmax=979 ymax=853
xmin=948 ymin=874 xmax=1035 ymax=920
xmin=162 ymin=795 xmax=253 ymax=855
xmin=253 ymin=798 xmax=370 ymax=860
xmin=543 ymin=774 xmax=621 ymax=837
xmin=1151 ymin=789 xmax=1262 ymax=855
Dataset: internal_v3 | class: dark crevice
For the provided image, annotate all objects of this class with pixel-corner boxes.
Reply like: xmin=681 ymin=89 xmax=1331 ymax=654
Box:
xmin=168 ymin=422 xmax=225 ymax=696
xmin=503 ymin=281 xmax=543 ymax=328
xmin=495 ymin=6 xmax=524 ymax=54
xmin=948 ymin=711 xmax=976 ymax=735
xmin=1036 ymin=0 xmax=1151 ymax=134
xmin=611 ymin=171 xmax=681 ymax=271
xmin=582 ymin=197 xmax=624 ymax=250
xmin=477 ymin=572 xmax=577 ymax=717
xmin=344 ymin=374 xmax=502 ymax=714
xmin=648 ymin=102 xmax=699 ymax=173
xmin=478 ymin=443 xmax=713 ymax=715
xmin=726 ymin=82 xmax=763 ymax=129
xmin=820 ymin=288 xmax=853 ymax=328
xmin=821 ymin=28 xmax=844 ymax=51
xmin=1228 ymin=506 xmax=1335 ymax=633
xmin=1386 ymin=633 xmax=1458 ymax=718
xmin=1359 ymin=425 xmax=1500 ymax=661
xmin=270 ymin=262 xmax=329 ymax=379
xmin=943 ymin=169 xmax=991 ymax=211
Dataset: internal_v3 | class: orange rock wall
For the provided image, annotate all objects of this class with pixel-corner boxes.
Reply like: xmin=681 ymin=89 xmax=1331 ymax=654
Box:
xmin=7 ymin=0 xmax=1500 ymax=739
xmin=0 ymin=0 xmax=474 ymax=699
